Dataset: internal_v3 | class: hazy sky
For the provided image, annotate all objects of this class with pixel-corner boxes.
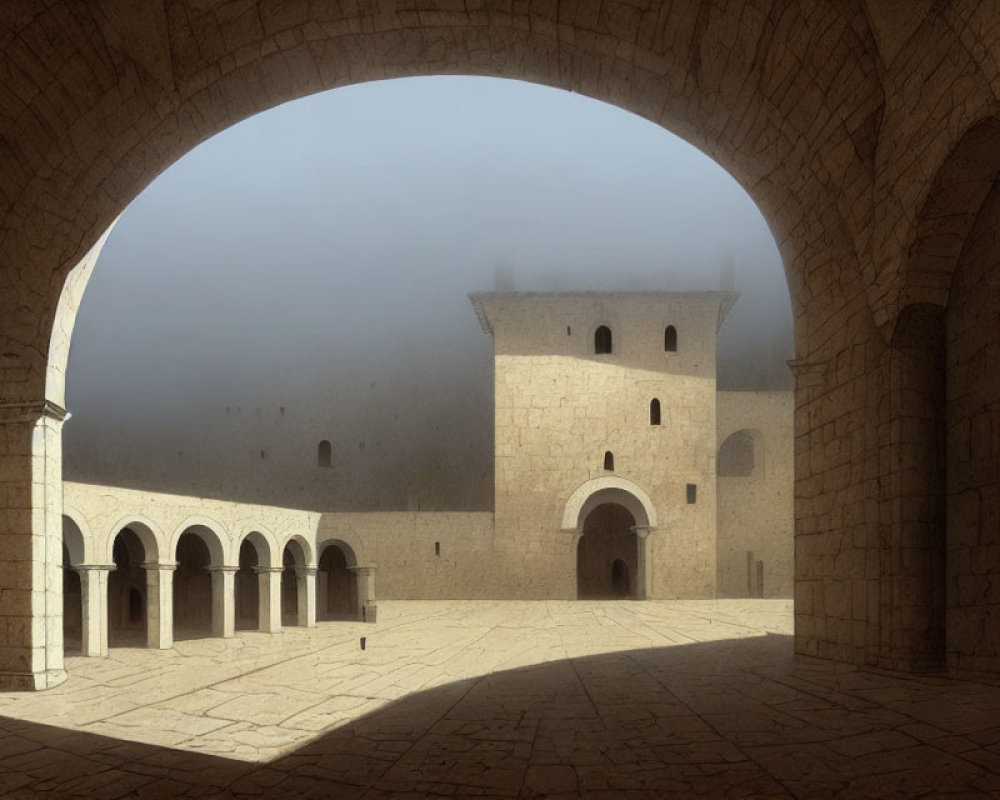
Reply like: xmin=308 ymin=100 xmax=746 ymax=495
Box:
xmin=64 ymin=76 xmax=793 ymax=509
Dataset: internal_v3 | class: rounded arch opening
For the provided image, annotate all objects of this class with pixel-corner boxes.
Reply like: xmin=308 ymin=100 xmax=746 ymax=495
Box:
xmin=564 ymin=478 xmax=656 ymax=532
xmin=173 ymin=524 xmax=224 ymax=640
xmin=58 ymin=75 xmax=793 ymax=526
xmin=236 ymin=532 xmax=271 ymax=631
xmin=108 ymin=525 xmax=154 ymax=647
xmin=107 ymin=517 xmax=161 ymax=565
xmin=0 ymin=3 xmax=913 ymax=694
xmin=282 ymin=534 xmax=314 ymax=567
xmin=318 ymin=440 xmax=332 ymax=468
xmin=46 ymin=71 xmax=796 ymax=639
xmin=281 ymin=539 xmax=309 ymax=626
xmin=38 ymin=41 xmax=814 ymax=351
xmin=718 ymin=428 xmax=764 ymax=477
xmin=897 ymin=117 xmax=1000 ymax=317
xmin=238 ymin=528 xmax=276 ymax=569
xmin=171 ymin=522 xmax=226 ymax=568
xmin=664 ymin=325 xmax=677 ymax=352
xmin=594 ymin=325 xmax=613 ymax=354
xmin=317 ymin=541 xmax=359 ymax=621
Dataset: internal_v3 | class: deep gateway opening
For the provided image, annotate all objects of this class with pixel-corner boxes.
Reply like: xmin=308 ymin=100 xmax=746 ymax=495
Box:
xmin=577 ymin=503 xmax=638 ymax=600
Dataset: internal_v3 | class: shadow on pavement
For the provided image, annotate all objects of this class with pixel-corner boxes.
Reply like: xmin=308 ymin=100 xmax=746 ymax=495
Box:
xmin=2 ymin=633 xmax=998 ymax=798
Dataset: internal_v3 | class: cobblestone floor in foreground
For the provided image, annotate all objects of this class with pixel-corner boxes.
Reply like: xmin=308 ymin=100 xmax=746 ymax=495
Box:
xmin=1 ymin=600 xmax=999 ymax=798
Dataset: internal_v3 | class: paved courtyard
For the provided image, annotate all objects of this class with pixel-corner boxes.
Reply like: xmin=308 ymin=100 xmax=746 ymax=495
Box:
xmin=1 ymin=600 xmax=999 ymax=798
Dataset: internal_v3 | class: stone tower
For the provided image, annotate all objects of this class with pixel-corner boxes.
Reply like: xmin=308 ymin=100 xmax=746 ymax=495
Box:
xmin=471 ymin=291 xmax=738 ymax=599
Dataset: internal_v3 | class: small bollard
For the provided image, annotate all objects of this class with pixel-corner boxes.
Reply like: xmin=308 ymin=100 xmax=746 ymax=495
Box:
xmin=360 ymin=636 xmax=366 ymax=651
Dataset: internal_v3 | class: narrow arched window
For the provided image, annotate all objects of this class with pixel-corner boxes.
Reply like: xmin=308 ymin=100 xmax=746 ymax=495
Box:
xmin=665 ymin=325 xmax=677 ymax=352
xmin=603 ymin=451 xmax=614 ymax=471
xmin=594 ymin=325 xmax=612 ymax=354
xmin=650 ymin=398 xmax=661 ymax=425
xmin=318 ymin=440 xmax=332 ymax=467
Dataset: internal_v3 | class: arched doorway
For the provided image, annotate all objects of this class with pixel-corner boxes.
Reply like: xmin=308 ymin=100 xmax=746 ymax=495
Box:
xmin=236 ymin=537 xmax=262 ymax=631
xmin=281 ymin=541 xmax=307 ymax=627
xmin=317 ymin=543 xmax=358 ymax=621
xmin=577 ymin=504 xmax=638 ymax=599
xmin=108 ymin=527 xmax=150 ymax=647
xmin=173 ymin=527 xmax=223 ymax=640
xmin=564 ymin=477 xmax=657 ymax=600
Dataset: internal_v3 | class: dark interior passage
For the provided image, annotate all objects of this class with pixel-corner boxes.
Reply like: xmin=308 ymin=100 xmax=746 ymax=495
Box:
xmin=318 ymin=544 xmax=357 ymax=620
xmin=61 ymin=544 xmax=82 ymax=654
xmin=174 ymin=532 xmax=213 ymax=638
xmin=281 ymin=545 xmax=300 ymax=626
xmin=577 ymin=503 xmax=638 ymax=599
xmin=235 ymin=539 xmax=260 ymax=631
xmin=108 ymin=528 xmax=147 ymax=647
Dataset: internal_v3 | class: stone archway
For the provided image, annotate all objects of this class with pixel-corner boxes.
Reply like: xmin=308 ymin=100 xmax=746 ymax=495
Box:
xmin=173 ymin=532 xmax=214 ymax=639
xmin=281 ymin=540 xmax=308 ymax=627
xmin=108 ymin=527 xmax=148 ymax=647
xmin=0 ymin=5 xmax=873 ymax=689
xmin=106 ymin=521 xmax=163 ymax=650
xmin=171 ymin=522 xmax=226 ymax=641
xmin=4 ymin=3 xmax=1000 ymax=689
xmin=563 ymin=476 xmax=657 ymax=531
xmin=236 ymin=531 xmax=274 ymax=632
xmin=564 ymin=477 xmax=657 ymax=600
xmin=317 ymin=541 xmax=359 ymax=621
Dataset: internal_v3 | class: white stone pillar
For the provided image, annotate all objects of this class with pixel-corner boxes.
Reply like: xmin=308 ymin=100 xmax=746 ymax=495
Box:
xmin=349 ymin=565 xmax=377 ymax=623
xmin=296 ymin=566 xmax=317 ymax=628
xmin=0 ymin=228 xmax=112 ymax=690
xmin=77 ymin=564 xmax=114 ymax=657
xmin=631 ymin=526 xmax=658 ymax=601
xmin=255 ymin=566 xmax=283 ymax=633
xmin=143 ymin=562 xmax=176 ymax=649
xmin=0 ymin=402 xmax=68 ymax=690
xmin=208 ymin=566 xmax=238 ymax=638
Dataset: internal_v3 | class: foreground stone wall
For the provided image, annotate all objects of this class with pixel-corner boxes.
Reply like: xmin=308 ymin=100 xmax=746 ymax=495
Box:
xmin=716 ymin=392 xmax=794 ymax=598
xmin=947 ymin=177 xmax=1000 ymax=681
xmin=792 ymin=302 xmax=881 ymax=667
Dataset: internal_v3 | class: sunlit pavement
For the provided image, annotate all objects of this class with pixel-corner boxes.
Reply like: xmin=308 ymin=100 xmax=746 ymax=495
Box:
xmin=1 ymin=600 xmax=999 ymax=798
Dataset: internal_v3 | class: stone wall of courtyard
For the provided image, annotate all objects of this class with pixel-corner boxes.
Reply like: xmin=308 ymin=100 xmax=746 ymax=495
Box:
xmin=716 ymin=391 xmax=794 ymax=598
xmin=318 ymin=511 xmax=497 ymax=598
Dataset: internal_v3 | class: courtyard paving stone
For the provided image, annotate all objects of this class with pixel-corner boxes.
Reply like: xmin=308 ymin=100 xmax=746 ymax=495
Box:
xmin=0 ymin=600 xmax=998 ymax=796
